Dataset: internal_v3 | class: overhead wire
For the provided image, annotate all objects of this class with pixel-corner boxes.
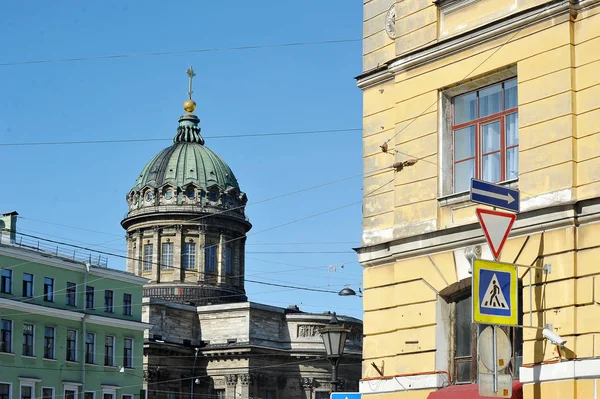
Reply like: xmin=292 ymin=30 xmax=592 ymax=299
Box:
xmin=0 ymin=128 xmax=361 ymax=147
xmin=0 ymin=38 xmax=360 ymax=67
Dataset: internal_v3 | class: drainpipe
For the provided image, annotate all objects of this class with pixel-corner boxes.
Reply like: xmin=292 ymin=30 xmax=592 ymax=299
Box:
xmin=82 ymin=263 xmax=90 ymax=399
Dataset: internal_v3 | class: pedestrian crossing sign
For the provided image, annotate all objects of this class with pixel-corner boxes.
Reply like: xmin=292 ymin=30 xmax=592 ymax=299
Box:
xmin=473 ymin=259 xmax=518 ymax=326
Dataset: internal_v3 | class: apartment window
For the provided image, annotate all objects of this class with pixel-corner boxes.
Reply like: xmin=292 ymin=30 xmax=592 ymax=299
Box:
xmin=64 ymin=390 xmax=76 ymax=399
xmin=123 ymin=293 xmax=132 ymax=316
xmin=1 ymin=319 xmax=12 ymax=353
xmin=86 ymin=286 xmax=95 ymax=309
xmin=84 ymin=393 xmax=94 ymax=399
xmin=143 ymin=244 xmax=153 ymax=271
xmin=67 ymin=329 xmax=77 ymax=362
xmin=0 ymin=384 xmax=9 ymax=399
xmin=22 ymin=274 xmax=33 ymax=297
xmin=104 ymin=336 xmax=115 ymax=366
xmin=122 ymin=395 xmax=133 ymax=399
xmin=103 ymin=394 xmax=115 ymax=399
xmin=104 ymin=290 xmax=114 ymax=313
xmin=85 ymin=333 xmax=95 ymax=364
xmin=451 ymin=78 xmax=518 ymax=193
xmin=44 ymin=326 xmax=55 ymax=359
xmin=205 ymin=246 xmax=217 ymax=272
xmin=161 ymin=242 xmax=174 ymax=269
xmin=22 ymin=324 xmax=34 ymax=357
xmin=225 ymin=246 xmax=233 ymax=275
xmin=66 ymin=282 xmax=76 ymax=306
xmin=182 ymin=242 xmax=196 ymax=270
xmin=21 ymin=385 xmax=32 ymax=399
xmin=123 ymin=338 xmax=133 ymax=369
xmin=1 ymin=270 xmax=12 ymax=294
xmin=42 ymin=387 xmax=54 ymax=399
xmin=43 ymin=277 xmax=54 ymax=302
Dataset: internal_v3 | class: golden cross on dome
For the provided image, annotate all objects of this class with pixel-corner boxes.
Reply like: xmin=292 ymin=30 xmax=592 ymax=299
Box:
xmin=186 ymin=66 xmax=196 ymax=100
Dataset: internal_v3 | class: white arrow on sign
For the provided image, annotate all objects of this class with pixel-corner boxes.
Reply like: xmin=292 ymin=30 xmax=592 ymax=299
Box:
xmin=471 ymin=188 xmax=515 ymax=204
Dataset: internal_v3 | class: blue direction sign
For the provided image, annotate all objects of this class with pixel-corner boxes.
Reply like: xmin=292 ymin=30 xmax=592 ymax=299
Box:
xmin=470 ymin=179 xmax=520 ymax=213
xmin=331 ymin=394 xmax=362 ymax=399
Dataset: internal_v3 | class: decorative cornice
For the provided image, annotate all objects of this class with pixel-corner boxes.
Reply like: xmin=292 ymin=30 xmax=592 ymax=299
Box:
xmin=520 ymin=358 xmax=600 ymax=383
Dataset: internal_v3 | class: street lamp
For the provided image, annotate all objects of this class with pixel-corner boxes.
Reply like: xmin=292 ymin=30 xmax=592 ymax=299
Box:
xmin=320 ymin=312 xmax=351 ymax=392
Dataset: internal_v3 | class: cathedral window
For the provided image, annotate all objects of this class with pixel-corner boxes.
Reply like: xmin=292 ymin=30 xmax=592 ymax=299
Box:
xmin=164 ymin=188 xmax=174 ymax=200
xmin=225 ymin=246 xmax=232 ymax=275
xmin=185 ymin=187 xmax=196 ymax=199
xmin=182 ymin=242 xmax=196 ymax=270
xmin=205 ymin=246 xmax=217 ymax=272
xmin=161 ymin=243 xmax=174 ymax=269
xmin=145 ymin=191 xmax=153 ymax=202
xmin=143 ymin=244 xmax=153 ymax=271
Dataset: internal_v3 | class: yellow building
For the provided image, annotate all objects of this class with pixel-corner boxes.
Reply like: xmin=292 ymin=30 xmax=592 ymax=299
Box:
xmin=357 ymin=0 xmax=600 ymax=398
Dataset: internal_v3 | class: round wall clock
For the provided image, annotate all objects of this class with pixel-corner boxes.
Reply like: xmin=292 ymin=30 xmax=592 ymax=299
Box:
xmin=385 ymin=4 xmax=396 ymax=39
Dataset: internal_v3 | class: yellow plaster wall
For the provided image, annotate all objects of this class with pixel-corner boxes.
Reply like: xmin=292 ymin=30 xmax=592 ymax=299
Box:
xmin=363 ymin=0 xmax=396 ymax=71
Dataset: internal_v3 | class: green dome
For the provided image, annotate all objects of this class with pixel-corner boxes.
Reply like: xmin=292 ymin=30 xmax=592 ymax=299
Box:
xmin=125 ymin=112 xmax=247 ymax=215
xmin=134 ymin=142 xmax=240 ymax=191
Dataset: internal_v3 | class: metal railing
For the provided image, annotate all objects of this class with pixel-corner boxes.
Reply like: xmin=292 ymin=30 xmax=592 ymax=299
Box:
xmin=0 ymin=230 xmax=108 ymax=267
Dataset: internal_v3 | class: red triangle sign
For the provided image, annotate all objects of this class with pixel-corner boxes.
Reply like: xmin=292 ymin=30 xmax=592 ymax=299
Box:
xmin=475 ymin=209 xmax=516 ymax=260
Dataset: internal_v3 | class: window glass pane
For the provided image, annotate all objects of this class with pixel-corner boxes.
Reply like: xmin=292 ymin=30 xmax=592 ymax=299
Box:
xmin=454 ymin=160 xmax=475 ymax=193
xmin=504 ymin=78 xmax=518 ymax=109
xmin=454 ymin=126 xmax=475 ymax=161
xmin=482 ymin=122 xmax=500 ymax=154
xmin=456 ymin=361 xmax=472 ymax=383
xmin=506 ymin=147 xmax=519 ymax=182
xmin=21 ymin=386 xmax=32 ymax=399
xmin=455 ymin=297 xmax=472 ymax=357
xmin=161 ymin=243 xmax=173 ymax=269
xmin=506 ymin=113 xmax=518 ymax=146
xmin=143 ymin=244 xmax=153 ymax=271
xmin=205 ymin=246 xmax=217 ymax=272
xmin=483 ymin=153 xmax=501 ymax=183
xmin=454 ymin=92 xmax=476 ymax=125
xmin=42 ymin=388 xmax=54 ymax=399
xmin=479 ymin=84 xmax=502 ymax=117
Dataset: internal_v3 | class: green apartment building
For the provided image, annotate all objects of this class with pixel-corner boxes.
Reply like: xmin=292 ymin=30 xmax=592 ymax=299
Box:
xmin=0 ymin=212 xmax=148 ymax=399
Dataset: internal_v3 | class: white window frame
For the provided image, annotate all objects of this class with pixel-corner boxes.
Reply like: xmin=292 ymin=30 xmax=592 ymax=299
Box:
xmin=105 ymin=335 xmax=115 ymax=367
xmin=66 ymin=329 xmax=78 ymax=362
xmin=22 ymin=273 xmax=34 ymax=298
xmin=41 ymin=386 xmax=55 ymax=399
xmin=85 ymin=332 xmax=96 ymax=364
xmin=22 ymin=323 xmax=35 ymax=358
xmin=0 ymin=319 xmax=13 ymax=354
xmin=0 ymin=382 xmax=11 ymax=399
xmin=63 ymin=386 xmax=79 ymax=399
xmin=43 ymin=326 xmax=56 ymax=360
xmin=101 ymin=386 xmax=118 ymax=399
xmin=66 ymin=282 xmax=77 ymax=307
xmin=123 ymin=338 xmax=134 ymax=369
xmin=86 ymin=286 xmax=95 ymax=310
xmin=1 ymin=269 xmax=12 ymax=294
xmin=20 ymin=382 xmax=35 ymax=399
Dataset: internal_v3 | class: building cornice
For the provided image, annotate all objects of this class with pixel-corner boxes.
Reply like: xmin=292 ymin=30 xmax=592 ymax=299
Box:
xmin=356 ymin=0 xmax=585 ymax=89
xmin=0 ymin=246 xmax=147 ymax=285
xmin=520 ymin=358 xmax=600 ymax=383
xmin=357 ymin=196 xmax=600 ymax=266
xmin=0 ymin=298 xmax=149 ymax=331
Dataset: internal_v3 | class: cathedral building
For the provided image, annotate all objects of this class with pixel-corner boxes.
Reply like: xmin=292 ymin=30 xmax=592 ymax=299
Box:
xmin=121 ymin=69 xmax=362 ymax=399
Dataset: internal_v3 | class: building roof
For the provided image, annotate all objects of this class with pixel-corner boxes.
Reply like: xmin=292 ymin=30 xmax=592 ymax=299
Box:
xmin=132 ymin=113 xmax=240 ymax=193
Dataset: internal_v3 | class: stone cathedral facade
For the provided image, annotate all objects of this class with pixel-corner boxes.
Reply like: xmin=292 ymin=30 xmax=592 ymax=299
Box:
xmin=121 ymin=80 xmax=362 ymax=399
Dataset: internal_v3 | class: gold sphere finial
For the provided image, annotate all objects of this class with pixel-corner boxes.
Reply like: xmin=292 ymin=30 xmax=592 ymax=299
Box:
xmin=183 ymin=99 xmax=196 ymax=113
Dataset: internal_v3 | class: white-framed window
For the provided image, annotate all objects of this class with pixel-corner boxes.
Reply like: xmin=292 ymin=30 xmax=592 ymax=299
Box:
xmin=42 ymin=387 xmax=54 ymax=399
xmin=182 ymin=242 xmax=196 ymax=270
xmin=86 ymin=286 xmax=95 ymax=310
xmin=64 ymin=388 xmax=77 ymax=399
xmin=22 ymin=273 xmax=33 ymax=297
xmin=84 ymin=392 xmax=95 ymax=399
xmin=161 ymin=242 xmax=174 ymax=269
xmin=104 ymin=290 xmax=114 ymax=313
xmin=20 ymin=383 xmax=34 ymax=399
xmin=102 ymin=391 xmax=116 ymax=399
xmin=123 ymin=293 xmax=132 ymax=316
xmin=43 ymin=277 xmax=54 ymax=302
xmin=123 ymin=338 xmax=133 ymax=369
xmin=121 ymin=395 xmax=133 ymax=399
xmin=66 ymin=282 xmax=77 ymax=306
xmin=43 ymin=326 xmax=55 ymax=359
xmin=0 ymin=383 xmax=10 ymax=399
xmin=1 ymin=269 xmax=12 ymax=294
xmin=66 ymin=329 xmax=78 ymax=362
xmin=0 ymin=319 xmax=12 ymax=353
xmin=143 ymin=244 xmax=153 ymax=271
xmin=85 ymin=333 xmax=95 ymax=364
xmin=22 ymin=323 xmax=34 ymax=357
xmin=104 ymin=336 xmax=115 ymax=366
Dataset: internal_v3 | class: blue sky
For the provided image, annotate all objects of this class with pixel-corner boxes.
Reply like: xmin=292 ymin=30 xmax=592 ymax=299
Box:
xmin=0 ymin=2 xmax=364 ymax=319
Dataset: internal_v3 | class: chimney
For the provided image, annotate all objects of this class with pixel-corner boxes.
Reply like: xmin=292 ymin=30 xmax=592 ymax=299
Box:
xmin=0 ymin=211 xmax=18 ymax=244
